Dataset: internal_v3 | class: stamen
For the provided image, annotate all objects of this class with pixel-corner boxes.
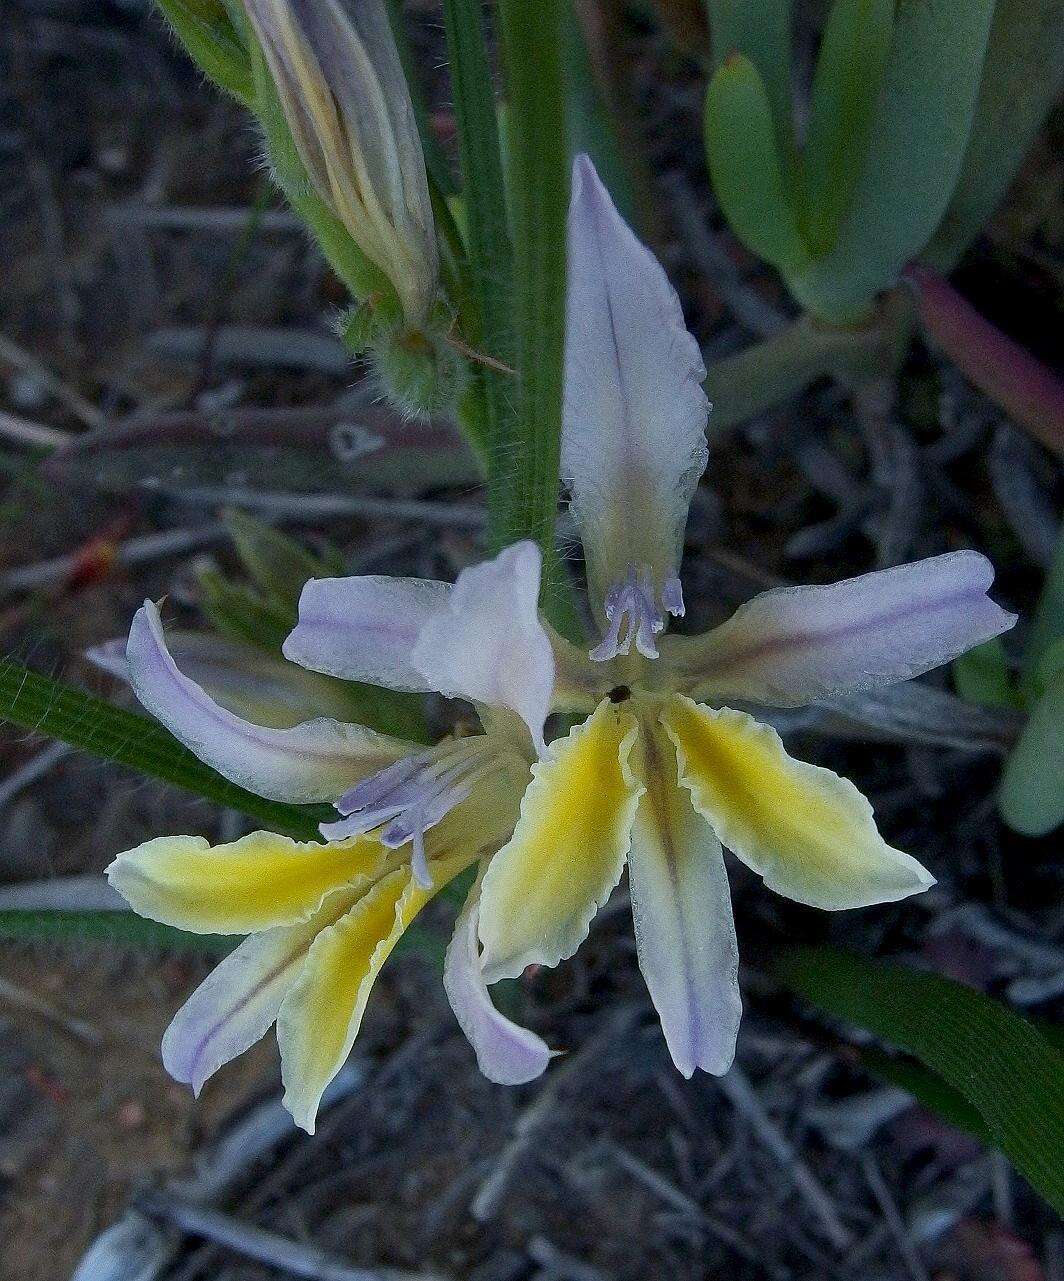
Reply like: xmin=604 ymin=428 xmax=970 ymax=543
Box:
xmin=590 ymin=565 xmax=678 ymax=662
xmin=662 ymin=575 xmax=685 ymax=618
xmin=320 ymin=742 xmax=489 ymax=887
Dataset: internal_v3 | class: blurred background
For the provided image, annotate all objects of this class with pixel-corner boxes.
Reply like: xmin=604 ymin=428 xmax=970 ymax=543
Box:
xmin=0 ymin=2 xmax=1061 ymax=1278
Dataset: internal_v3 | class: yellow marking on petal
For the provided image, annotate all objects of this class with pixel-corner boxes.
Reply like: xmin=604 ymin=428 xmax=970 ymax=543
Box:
xmin=661 ymin=695 xmax=935 ymax=909
xmin=478 ymin=698 xmax=643 ymax=982
xmin=277 ymin=853 xmax=469 ymax=1132
xmin=161 ymin=879 xmax=370 ymax=1094
xmin=107 ymin=831 xmax=389 ymax=934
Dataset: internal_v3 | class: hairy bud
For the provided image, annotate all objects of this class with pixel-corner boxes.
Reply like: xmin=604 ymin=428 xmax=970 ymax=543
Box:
xmin=245 ymin=0 xmax=438 ymax=324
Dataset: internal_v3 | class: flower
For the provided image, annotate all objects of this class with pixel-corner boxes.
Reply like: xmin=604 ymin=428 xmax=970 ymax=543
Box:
xmin=471 ymin=155 xmax=1016 ymax=1079
xmin=107 ymin=542 xmax=573 ymax=1131
xmin=244 ymin=0 xmax=438 ymax=324
xmin=107 ymin=153 xmax=1015 ymax=1120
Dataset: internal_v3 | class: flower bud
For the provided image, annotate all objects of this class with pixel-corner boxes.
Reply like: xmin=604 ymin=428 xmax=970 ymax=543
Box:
xmin=244 ymin=0 xmax=438 ymax=324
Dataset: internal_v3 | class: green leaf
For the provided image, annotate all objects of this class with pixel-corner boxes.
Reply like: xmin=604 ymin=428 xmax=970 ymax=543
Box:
xmin=1038 ymin=638 xmax=1064 ymax=685
xmin=857 ymin=1047 xmax=990 ymax=1140
xmin=0 ymin=660 xmax=326 ymax=840
xmin=953 ymin=637 xmax=1020 ymax=710
xmin=774 ymin=945 xmax=1064 ymax=1213
xmin=999 ymin=668 xmax=1064 ymax=837
xmin=705 ymin=0 xmax=794 ymax=155
xmin=704 ymin=55 xmax=809 ymax=273
xmin=224 ymin=508 xmax=326 ymax=616
xmin=859 ymin=1019 xmax=1064 ymax=1142
xmin=0 ymin=908 xmax=236 ymax=955
xmin=197 ymin=566 xmax=293 ymax=653
xmin=803 ymin=0 xmax=894 ymax=256
xmin=494 ymin=0 xmax=584 ymax=640
xmin=926 ymin=0 xmax=1064 ymax=270
xmin=155 ymin=0 xmax=255 ymax=106
xmin=1024 ymin=523 xmax=1064 ymax=692
xmin=564 ymin=8 xmax=639 ymax=228
xmin=790 ymin=0 xmax=997 ymax=324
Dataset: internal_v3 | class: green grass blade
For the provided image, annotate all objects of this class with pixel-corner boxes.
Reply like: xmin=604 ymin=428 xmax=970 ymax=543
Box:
xmin=494 ymin=0 xmax=582 ymax=638
xmin=0 ymin=660 xmax=325 ymax=840
xmin=774 ymin=945 xmax=1064 ymax=1212
xmin=0 ymin=908 xmax=237 ymax=955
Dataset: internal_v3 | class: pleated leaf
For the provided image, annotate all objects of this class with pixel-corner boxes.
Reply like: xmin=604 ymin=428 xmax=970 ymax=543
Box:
xmin=775 ymin=945 xmax=1064 ymax=1213
xmin=0 ymin=908 xmax=237 ymax=955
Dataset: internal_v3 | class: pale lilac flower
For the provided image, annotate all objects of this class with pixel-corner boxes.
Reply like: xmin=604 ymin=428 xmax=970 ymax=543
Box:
xmin=107 ymin=543 xmax=561 ymax=1131
xmin=107 ymin=154 xmax=1014 ymax=1116
xmin=473 ymin=155 xmax=1015 ymax=1079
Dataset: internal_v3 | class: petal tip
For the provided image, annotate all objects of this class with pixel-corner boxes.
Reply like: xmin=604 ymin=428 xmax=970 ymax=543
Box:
xmin=281 ymin=1084 xmax=319 ymax=1135
xmin=478 ymin=953 xmax=524 ymax=986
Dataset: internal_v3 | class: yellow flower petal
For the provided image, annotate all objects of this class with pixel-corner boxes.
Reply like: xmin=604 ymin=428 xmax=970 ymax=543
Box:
xmin=628 ymin=718 xmax=741 ymax=1077
xmin=107 ymin=831 xmax=389 ymax=934
xmin=661 ymin=695 xmax=935 ymax=909
xmin=277 ymin=854 xmax=467 ymax=1132
xmin=162 ymin=883 xmax=366 ymax=1094
xmin=478 ymin=698 xmax=642 ymax=982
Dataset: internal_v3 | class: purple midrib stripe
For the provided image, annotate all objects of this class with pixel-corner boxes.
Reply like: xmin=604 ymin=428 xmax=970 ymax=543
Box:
xmin=642 ymin=728 xmax=703 ymax=1061
xmin=301 ymin=612 xmax=422 ymax=650
xmin=698 ymin=584 xmax=988 ymax=676
xmin=187 ymin=945 xmax=302 ymax=1080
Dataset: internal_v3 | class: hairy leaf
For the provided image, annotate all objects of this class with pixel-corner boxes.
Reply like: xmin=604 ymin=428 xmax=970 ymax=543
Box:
xmin=494 ymin=0 xmax=583 ymax=638
xmin=155 ymin=0 xmax=255 ymax=105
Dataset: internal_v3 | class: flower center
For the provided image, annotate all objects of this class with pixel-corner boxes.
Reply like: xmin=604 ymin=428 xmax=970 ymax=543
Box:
xmin=589 ymin=566 xmax=685 ymax=663
xmin=320 ymin=741 xmax=491 ymax=887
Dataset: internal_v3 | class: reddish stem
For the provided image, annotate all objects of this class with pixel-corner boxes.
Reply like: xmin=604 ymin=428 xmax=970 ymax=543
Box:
xmin=904 ymin=263 xmax=1064 ymax=460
